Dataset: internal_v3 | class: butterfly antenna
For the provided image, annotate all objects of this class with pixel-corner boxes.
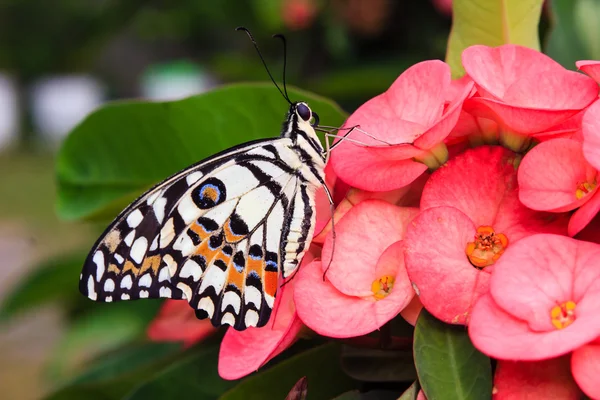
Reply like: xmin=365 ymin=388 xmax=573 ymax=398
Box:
xmin=236 ymin=27 xmax=291 ymax=104
xmin=272 ymin=33 xmax=291 ymax=102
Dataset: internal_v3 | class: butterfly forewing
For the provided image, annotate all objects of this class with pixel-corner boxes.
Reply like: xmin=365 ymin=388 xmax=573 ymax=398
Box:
xmin=80 ymin=137 xmax=316 ymax=330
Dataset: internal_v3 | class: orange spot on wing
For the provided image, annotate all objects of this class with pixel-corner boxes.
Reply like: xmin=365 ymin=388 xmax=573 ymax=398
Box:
xmin=247 ymin=258 xmax=263 ymax=277
xmin=140 ymin=255 xmax=161 ymax=275
xmin=123 ymin=260 xmax=140 ymax=275
xmin=227 ymin=267 xmax=245 ymax=290
xmin=189 ymin=221 xmax=212 ymax=242
xmin=195 ymin=239 xmax=220 ymax=265
xmin=264 ymin=270 xmax=278 ymax=298
xmin=108 ymin=263 xmax=120 ymax=274
xmin=202 ymin=187 xmax=218 ymax=202
xmin=223 ymin=219 xmax=245 ymax=243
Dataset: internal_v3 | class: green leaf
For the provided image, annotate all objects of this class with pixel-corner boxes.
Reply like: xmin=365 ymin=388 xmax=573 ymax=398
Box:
xmin=546 ymin=0 xmax=600 ymax=69
xmin=45 ymin=342 xmax=182 ymax=400
xmin=0 ymin=254 xmax=85 ymax=320
xmin=220 ymin=343 xmax=358 ymax=400
xmin=125 ymin=346 xmax=236 ymax=400
xmin=413 ymin=310 xmax=492 ymax=400
xmin=47 ymin=301 xmax=162 ymax=383
xmin=341 ymin=345 xmax=416 ymax=382
xmin=57 ymin=83 xmax=347 ymax=221
xmin=446 ymin=0 xmax=544 ymax=77
xmin=69 ymin=342 xmax=181 ymax=385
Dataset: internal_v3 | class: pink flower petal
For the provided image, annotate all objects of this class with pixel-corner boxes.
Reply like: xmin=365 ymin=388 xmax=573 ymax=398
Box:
xmin=295 ymin=250 xmax=412 ymax=338
xmin=469 ymin=294 xmax=600 ymax=360
xmin=384 ymin=60 xmax=451 ymax=127
xmin=518 ymin=138 xmax=598 ymax=212
xmin=568 ymin=189 xmax=600 ymax=236
xmin=462 ymin=45 xmax=565 ymax=100
xmin=400 ymin=295 xmax=423 ymax=326
xmin=218 ymin=282 xmax=302 ymax=380
xmin=493 ymin=357 xmax=581 ymax=400
xmin=404 ymin=206 xmax=490 ymax=324
xmin=571 ymin=339 xmax=600 ymax=399
xmin=421 ymin=146 xmax=516 ymax=227
xmin=503 ymin=70 xmax=596 ymax=110
xmin=531 ymin=110 xmax=584 ymax=141
xmin=492 ymin=192 xmax=569 ymax=242
xmin=490 ymin=235 xmax=579 ymax=330
xmin=463 ymin=97 xmax=584 ymax=134
xmin=577 ymin=60 xmax=600 ymax=84
xmin=321 ymin=200 xmax=418 ymax=297
xmin=147 ymin=300 xmax=216 ymax=347
xmin=462 ymin=45 xmax=598 ymax=134
xmin=331 ymin=144 xmax=428 ymax=191
xmin=414 ymin=79 xmax=474 ymax=149
xmin=582 ymin=99 xmax=600 ymax=171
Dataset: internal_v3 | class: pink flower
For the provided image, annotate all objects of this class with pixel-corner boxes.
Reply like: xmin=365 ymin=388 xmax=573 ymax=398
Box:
xmin=518 ymin=138 xmax=600 ymax=236
xmin=469 ymin=234 xmax=600 ymax=360
xmin=582 ymin=99 xmax=600 ymax=172
xmin=462 ymin=45 xmax=598 ymax=149
xmin=330 ymin=60 xmax=473 ymax=191
xmin=492 ymin=357 xmax=581 ymax=399
xmin=577 ymin=60 xmax=600 ymax=84
xmin=147 ymin=300 xmax=216 ymax=347
xmin=294 ymin=200 xmax=418 ymax=338
xmin=571 ymin=337 xmax=600 ymax=399
xmin=218 ymin=251 xmax=316 ymax=380
xmin=404 ymin=146 xmax=568 ymax=324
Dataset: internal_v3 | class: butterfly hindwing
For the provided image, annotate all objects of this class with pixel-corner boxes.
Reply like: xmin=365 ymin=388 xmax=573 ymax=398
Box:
xmin=164 ymin=157 xmax=300 ymax=329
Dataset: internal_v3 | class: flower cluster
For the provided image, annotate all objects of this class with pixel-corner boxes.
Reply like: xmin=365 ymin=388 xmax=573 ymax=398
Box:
xmin=149 ymin=45 xmax=600 ymax=398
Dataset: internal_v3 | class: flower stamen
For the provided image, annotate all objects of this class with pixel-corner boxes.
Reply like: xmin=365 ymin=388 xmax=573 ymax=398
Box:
xmin=575 ymin=180 xmax=597 ymax=200
xmin=551 ymin=301 xmax=576 ymax=329
xmin=465 ymin=226 xmax=508 ymax=268
xmin=371 ymin=275 xmax=395 ymax=300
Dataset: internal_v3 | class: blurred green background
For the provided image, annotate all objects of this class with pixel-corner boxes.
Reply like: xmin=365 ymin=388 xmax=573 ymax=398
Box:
xmin=0 ymin=0 xmax=597 ymax=399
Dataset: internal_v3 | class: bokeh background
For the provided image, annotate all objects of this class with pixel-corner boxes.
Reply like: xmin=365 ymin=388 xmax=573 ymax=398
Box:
xmin=0 ymin=0 xmax=596 ymax=398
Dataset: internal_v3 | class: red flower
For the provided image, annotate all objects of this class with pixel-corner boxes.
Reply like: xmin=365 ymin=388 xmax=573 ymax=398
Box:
xmin=148 ymin=300 xmax=216 ymax=347
xmin=294 ymin=200 xmax=418 ymax=337
xmin=462 ymin=45 xmax=598 ymax=150
xmin=404 ymin=146 xmax=568 ymax=324
xmin=469 ymin=234 xmax=600 ymax=360
xmin=492 ymin=357 xmax=581 ymax=399
xmin=518 ymin=138 xmax=600 ymax=236
xmin=330 ymin=60 xmax=473 ymax=191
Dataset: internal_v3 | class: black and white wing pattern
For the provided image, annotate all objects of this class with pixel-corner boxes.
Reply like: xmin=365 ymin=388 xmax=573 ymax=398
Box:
xmin=80 ymin=137 xmax=320 ymax=330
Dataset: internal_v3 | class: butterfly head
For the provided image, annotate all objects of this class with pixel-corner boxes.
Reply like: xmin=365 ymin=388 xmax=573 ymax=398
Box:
xmin=282 ymin=101 xmax=324 ymax=156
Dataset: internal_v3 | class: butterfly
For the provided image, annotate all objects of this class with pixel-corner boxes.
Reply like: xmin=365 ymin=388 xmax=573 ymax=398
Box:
xmin=79 ymin=29 xmax=340 ymax=331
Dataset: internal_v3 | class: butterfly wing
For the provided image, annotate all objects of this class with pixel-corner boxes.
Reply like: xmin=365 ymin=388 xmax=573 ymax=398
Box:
xmin=80 ymin=138 xmax=312 ymax=330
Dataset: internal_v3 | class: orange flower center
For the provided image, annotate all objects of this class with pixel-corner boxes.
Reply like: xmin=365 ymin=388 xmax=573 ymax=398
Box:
xmin=551 ymin=301 xmax=576 ymax=329
xmin=465 ymin=226 xmax=508 ymax=268
xmin=576 ymin=180 xmax=597 ymax=200
xmin=371 ymin=275 xmax=395 ymax=300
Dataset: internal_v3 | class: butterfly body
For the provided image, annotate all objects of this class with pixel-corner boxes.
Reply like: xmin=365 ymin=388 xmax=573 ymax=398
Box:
xmin=80 ymin=101 xmax=326 ymax=330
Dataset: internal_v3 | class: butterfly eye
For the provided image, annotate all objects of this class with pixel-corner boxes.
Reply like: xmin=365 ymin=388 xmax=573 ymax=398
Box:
xmin=296 ymin=103 xmax=311 ymax=122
